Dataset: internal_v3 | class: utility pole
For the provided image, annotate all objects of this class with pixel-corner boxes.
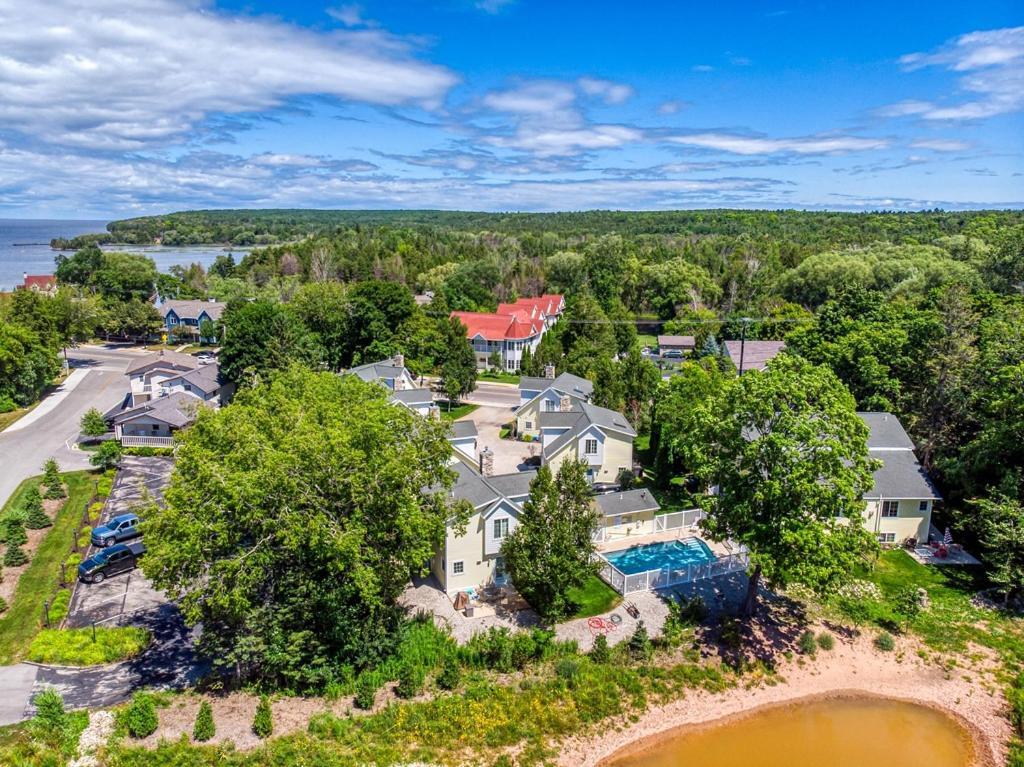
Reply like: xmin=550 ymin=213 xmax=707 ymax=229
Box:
xmin=737 ymin=317 xmax=752 ymax=375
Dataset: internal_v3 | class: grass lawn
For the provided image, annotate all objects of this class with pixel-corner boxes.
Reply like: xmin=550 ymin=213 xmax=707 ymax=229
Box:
xmin=478 ymin=371 xmax=520 ymax=384
xmin=28 ymin=627 xmax=151 ymax=665
xmin=0 ymin=471 xmax=96 ymax=664
xmin=637 ymin=333 xmax=658 ymax=348
xmin=0 ymin=405 xmax=34 ymax=432
xmin=857 ymin=550 xmax=1024 ymax=674
xmin=567 ymin=575 xmax=621 ymax=619
xmin=439 ymin=402 xmax=479 ymax=420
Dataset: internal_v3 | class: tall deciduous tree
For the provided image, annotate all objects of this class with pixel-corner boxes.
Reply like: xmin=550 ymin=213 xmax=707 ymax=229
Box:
xmin=501 ymin=459 xmax=599 ymax=622
xmin=140 ymin=367 xmax=464 ymax=687
xmin=963 ymin=494 xmax=1024 ymax=606
xmin=218 ymin=301 xmax=323 ymax=387
xmin=80 ymin=408 xmax=108 ymax=437
xmin=687 ymin=355 xmax=879 ymax=616
xmin=439 ymin=317 xmax=477 ymax=405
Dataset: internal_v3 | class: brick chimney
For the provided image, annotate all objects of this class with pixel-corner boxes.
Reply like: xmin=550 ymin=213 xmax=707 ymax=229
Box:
xmin=479 ymin=446 xmax=494 ymax=477
xmin=559 ymin=394 xmax=572 ymax=412
xmin=544 ymin=363 xmax=556 ymax=379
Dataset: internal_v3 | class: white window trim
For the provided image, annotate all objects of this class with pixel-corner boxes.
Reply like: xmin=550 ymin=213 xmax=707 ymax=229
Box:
xmin=493 ymin=518 xmax=509 ymax=540
xmin=878 ymin=532 xmax=896 ymax=543
xmin=881 ymin=500 xmax=899 ymax=518
xmin=584 ymin=438 xmax=598 ymax=456
xmin=452 ymin=560 xmax=464 ymax=575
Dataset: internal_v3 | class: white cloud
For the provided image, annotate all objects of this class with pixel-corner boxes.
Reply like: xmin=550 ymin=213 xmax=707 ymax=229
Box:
xmin=0 ymin=0 xmax=457 ymax=151
xmin=657 ymin=100 xmax=689 ymax=115
xmin=475 ymin=0 xmax=516 ymax=13
xmin=882 ymin=26 xmax=1024 ymax=121
xmin=326 ymin=4 xmax=378 ymax=28
xmin=910 ymin=138 xmax=971 ymax=152
xmin=666 ymin=132 xmax=889 ymax=155
xmin=577 ymin=77 xmax=634 ymax=105
xmin=0 ymin=144 xmax=791 ymax=214
xmin=480 ymin=80 xmax=641 ymax=156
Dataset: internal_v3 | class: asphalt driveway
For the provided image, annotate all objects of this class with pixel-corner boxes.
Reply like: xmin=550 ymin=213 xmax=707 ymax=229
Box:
xmin=459 ymin=405 xmax=537 ymax=475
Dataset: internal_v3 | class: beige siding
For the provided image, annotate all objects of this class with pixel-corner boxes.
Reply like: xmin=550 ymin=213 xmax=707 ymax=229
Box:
xmin=434 ymin=509 xmax=508 ymax=594
xmin=546 ymin=430 xmax=633 ymax=483
xmin=862 ymin=499 xmax=932 ymax=544
xmin=599 ymin=508 xmax=656 ymax=538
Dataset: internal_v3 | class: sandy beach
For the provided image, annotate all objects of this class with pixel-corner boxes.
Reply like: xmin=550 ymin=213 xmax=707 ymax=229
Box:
xmin=558 ymin=630 xmax=1011 ymax=767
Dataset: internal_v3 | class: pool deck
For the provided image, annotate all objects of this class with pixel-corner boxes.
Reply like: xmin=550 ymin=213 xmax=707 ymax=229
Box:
xmin=597 ymin=530 xmax=734 ymax=556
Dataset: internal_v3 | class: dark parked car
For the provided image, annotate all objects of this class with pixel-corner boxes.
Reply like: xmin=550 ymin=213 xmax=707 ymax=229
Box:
xmin=78 ymin=542 xmax=146 ymax=584
xmin=91 ymin=513 xmax=141 ymax=547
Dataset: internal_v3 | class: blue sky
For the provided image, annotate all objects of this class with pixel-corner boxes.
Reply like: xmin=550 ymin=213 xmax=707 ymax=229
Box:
xmin=1 ymin=0 xmax=1021 ymax=217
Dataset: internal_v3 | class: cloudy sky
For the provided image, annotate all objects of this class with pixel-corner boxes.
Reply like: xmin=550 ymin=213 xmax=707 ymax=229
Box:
xmin=1 ymin=0 xmax=1022 ymax=217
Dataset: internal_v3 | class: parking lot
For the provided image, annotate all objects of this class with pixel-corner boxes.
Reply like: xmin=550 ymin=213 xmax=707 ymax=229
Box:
xmin=66 ymin=457 xmax=174 ymax=629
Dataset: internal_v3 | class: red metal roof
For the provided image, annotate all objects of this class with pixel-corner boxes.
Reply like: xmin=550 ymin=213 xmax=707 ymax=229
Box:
xmin=22 ymin=274 xmax=56 ymax=291
xmin=451 ymin=310 xmax=544 ymax=341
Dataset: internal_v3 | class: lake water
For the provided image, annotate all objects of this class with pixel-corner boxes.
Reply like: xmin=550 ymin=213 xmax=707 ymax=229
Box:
xmin=0 ymin=219 xmax=250 ymax=292
xmin=603 ymin=696 xmax=976 ymax=767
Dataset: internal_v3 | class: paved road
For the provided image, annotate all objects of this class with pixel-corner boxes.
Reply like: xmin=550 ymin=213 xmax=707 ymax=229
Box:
xmin=464 ymin=380 xmax=520 ymax=409
xmin=0 ymin=344 xmax=142 ymax=509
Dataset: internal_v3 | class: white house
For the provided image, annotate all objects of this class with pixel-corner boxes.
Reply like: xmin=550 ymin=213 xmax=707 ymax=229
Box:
xmin=346 ymin=354 xmax=417 ymax=391
xmin=111 ymin=392 xmax=212 ymax=445
xmin=158 ymin=299 xmax=225 ymax=343
xmin=451 ymin=294 xmax=564 ymax=372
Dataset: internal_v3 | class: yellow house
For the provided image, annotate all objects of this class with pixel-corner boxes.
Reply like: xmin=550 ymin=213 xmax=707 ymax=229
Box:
xmin=430 ymin=459 xmax=536 ymax=595
xmin=515 ymin=371 xmax=594 ymax=438
xmin=593 ymin=488 xmax=661 ymax=540
xmin=540 ymin=402 xmax=636 ymax=486
xmin=858 ymin=412 xmax=941 ymax=545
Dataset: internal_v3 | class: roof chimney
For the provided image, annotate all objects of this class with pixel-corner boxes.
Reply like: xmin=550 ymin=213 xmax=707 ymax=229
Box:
xmin=394 ymin=353 xmax=405 ymax=370
xmin=559 ymin=393 xmax=572 ymax=412
xmin=544 ymin=363 xmax=556 ymax=379
xmin=479 ymin=446 xmax=494 ymax=477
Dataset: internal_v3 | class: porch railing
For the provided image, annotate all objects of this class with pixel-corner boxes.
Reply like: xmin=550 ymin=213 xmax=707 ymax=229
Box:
xmin=120 ymin=435 xmax=175 ymax=448
xmin=654 ymin=508 xmax=705 ymax=533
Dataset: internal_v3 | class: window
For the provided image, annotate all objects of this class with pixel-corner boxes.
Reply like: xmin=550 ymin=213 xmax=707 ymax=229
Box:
xmin=584 ymin=438 xmax=598 ymax=455
xmin=493 ymin=518 xmax=509 ymax=540
xmin=494 ymin=557 xmax=506 ymax=578
xmin=877 ymin=532 xmax=896 ymax=544
xmin=881 ymin=501 xmax=899 ymax=518
xmin=544 ymin=399 xmax=556 ymax=412
xmin=452 ymin=561 xmax=464 ymax=575
xmin=525 ymin=421 xmax=533 ymax=430
xmin=918 ymin=500 xmax=929 ymax=513
xmin=151 ymin=424 xmax=159 ymax=432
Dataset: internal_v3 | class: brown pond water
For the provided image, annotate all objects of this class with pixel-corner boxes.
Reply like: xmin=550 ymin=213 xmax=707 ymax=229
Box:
xmin=603 ymin=696 xmax=976 ymax=767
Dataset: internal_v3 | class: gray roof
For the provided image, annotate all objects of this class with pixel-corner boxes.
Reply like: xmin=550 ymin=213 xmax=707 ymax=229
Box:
xmin=390 ymin=388 xmax=433 ymax=407
xmin=347 ymin=357 xmax=409 ymax=384
xmin=446 ymin=462 xmax=535 ymax=509
xmin=595 ymin=489 xmax=661 ymax=517
xmin=865 ymin=450 xmax=941 ymax=500
xmin=160 ymin=299 xmax=225 ymax=322
xmin=112 ymin=392 xmax=208 ymax=428
xmin=486 ymin=471 xmax=536 ymax=499
xmin=724 ymin=340 xmax=786 ymax=372
xmin=543 ymin=402 xmax=636 ymax=458
xmin=449 ymin=420 xmax=478 ymax=439
xmin=858 ymin=412 xmax=916 ymax=450
xmin=125 ymin=350 xmax=200 ymax=375
xmin=536 ymin=411 xmax=581 ymax=428
xmin=657 ymin=335 xmax=695 ymax=348
xmin=518 ymin=372 xmax=594 ymax=399
xmin=170 ymin=363 xmax=221 ymax=393
xmin=856 ymin=412 xmax=940 ymax=500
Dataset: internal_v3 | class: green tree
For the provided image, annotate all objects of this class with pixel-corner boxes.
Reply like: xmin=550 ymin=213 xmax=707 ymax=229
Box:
xmin=964 ymin=495 xmax=1024 ymax=606
xmin=501 ymin=459 xmax=599 ymax=622
xmin=289 ymin=281 xmax=350 ymax=369
xmin=139 ymin=367 xmax=466 ymax=687
xmin=192 ymin=700 xmax=215 ymax=742
xmin=124 ymin=692 xmax=158 ymax=738
xmin=80 ymin=408 xmax=109 ymax=437
xmin=23 ymin=486 xmax=51 ymax=529
xmin=252 ymin=695 xmax=272 ymax=738
xmin=619 ymin=346 xmax=661 ymax=428
xmin=439 ymin=317 xmax=477 ymax=405
xmin=4 ymin=544 xmax=28 ymax=567
xmin=487 ymin=350 xmax=502 ymax=372
xmin=218 ymin=300 xmax=323 ymax=387
xmin=42 ymin=459 xmax=64 ymax=500
xmin=686 ymin=355 xmax=879 ymax=616
xmin=5 ymin=516 xmax=28 ymax=547
xmin=0 ymin=320 xmax=60 ymax=407
xmin=90 ymin=440 xmax=122 ymax=471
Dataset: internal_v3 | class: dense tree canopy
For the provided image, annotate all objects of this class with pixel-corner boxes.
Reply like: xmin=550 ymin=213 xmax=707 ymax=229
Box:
xmin=140 ymin=367 xmax=466 ymax=688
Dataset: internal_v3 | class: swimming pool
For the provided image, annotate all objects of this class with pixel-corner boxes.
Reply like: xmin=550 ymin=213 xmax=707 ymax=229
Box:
xmin=602 ymin=538 xmax=717 ymax=575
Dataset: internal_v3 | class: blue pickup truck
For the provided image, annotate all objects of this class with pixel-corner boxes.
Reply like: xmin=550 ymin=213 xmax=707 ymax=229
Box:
xmin=91 ymin=513 xmax=141 ymax=547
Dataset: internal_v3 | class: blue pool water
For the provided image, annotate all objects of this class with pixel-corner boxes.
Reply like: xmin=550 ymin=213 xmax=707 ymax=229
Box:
xmin=602 ymin=538 xmax=716 ymax=575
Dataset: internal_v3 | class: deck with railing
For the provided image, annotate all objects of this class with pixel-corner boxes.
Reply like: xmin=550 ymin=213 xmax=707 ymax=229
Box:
xmin=120 ymin=435 xmax=175 ymax=448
